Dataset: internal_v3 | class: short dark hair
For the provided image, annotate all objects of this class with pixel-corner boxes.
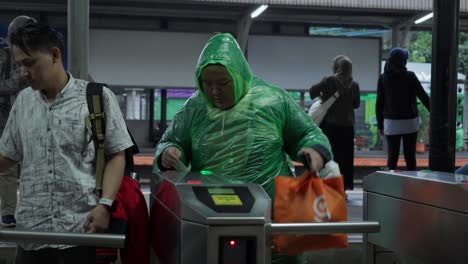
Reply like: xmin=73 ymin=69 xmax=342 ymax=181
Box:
xmin=9 ymin=21 xmax=64 ymax=57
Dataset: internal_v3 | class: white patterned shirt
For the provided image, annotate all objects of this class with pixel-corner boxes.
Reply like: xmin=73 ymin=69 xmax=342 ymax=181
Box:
xmin=0 ymin=74 xmax=133 ymax=250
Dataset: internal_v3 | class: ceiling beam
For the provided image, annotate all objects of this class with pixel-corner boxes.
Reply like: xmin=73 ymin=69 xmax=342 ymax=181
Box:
xmin=90 ymin=6 xmax=241 ymax=20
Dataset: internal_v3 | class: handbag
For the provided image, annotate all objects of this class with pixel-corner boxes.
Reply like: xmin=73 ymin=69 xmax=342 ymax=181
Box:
xmin=308 ymin=91 xmax=340 ymax=125
xmin=273 ymin=170 xmax=348 ymax=255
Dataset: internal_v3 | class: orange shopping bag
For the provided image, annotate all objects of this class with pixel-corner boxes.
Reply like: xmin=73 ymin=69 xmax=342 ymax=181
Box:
xmin=274 ymin=171 xmax=348 ymax=255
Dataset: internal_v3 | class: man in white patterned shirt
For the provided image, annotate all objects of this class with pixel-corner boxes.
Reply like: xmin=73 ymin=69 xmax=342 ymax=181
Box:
xmin=0 ymin=22 xmax=133 ymax=263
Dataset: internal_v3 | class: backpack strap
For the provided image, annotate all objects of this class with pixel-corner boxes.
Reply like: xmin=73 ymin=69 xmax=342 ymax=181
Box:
xmin=86 ymin=82 xmax=107 ymax=191
xmin=86 ymin=83 xmax=141 ymax=189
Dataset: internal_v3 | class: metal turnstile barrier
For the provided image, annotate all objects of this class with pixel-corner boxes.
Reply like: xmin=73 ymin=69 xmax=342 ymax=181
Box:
xmin=150 ymin=171 xmax=380 ymax=264
xmin=0 ymin=229 xmax=125 ymax=248
xmin=363 ymin=171 xmax=468 ymax=264
xmin=268 ymin=222 xmax=380 ymax=235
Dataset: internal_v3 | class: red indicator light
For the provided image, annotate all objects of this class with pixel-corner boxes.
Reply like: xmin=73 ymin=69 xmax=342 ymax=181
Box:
xmin=229 ymin=240 xmax=236 ymax=247
xmin=187 ymin=180 xmax=202 ymax=184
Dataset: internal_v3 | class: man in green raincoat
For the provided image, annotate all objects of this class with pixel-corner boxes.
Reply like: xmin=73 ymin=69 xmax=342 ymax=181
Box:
xmin=154 ymin=33 xmax=333 ymax=263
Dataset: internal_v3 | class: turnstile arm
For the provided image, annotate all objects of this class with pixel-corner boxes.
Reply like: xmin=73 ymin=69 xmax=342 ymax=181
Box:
xmin=0 ymin=229 xmax=126 ymax=248
xmin=267 ymin=221 xmax=380 ymax=235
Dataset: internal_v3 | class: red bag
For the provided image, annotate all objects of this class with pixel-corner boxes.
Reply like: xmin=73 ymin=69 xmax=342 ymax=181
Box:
xmin=274 ymin=171 xmax=348 ymax=255
xmin=96 ymin=176 xmax=150 ymax=264
xmin=116 ymin=176 xmax=150 ymax=264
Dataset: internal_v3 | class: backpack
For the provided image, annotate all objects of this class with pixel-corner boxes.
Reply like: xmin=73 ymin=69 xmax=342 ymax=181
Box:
xmin=86 ymin=82 xmax=150 ymax=264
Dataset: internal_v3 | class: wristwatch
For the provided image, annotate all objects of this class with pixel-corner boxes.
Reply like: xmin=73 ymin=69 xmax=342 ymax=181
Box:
xmin=98 ymin=198 xmax=116 ymax=212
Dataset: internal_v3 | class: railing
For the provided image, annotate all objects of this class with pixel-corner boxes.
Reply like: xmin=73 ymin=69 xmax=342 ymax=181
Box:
xmin=0 ymin=229 xmax=125 ymax=248
xmin=267 ymin=221 xmax=380 ymax=235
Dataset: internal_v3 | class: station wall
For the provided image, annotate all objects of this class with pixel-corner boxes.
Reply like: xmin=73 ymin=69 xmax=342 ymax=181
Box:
xmin=89 ymin=30 xmax=381 ymax=91
xmin=248 ymin=35 xmax=381 ymax=91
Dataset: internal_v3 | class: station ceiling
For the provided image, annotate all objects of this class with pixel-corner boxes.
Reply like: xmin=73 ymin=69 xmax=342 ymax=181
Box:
xmin=2 ymin=0 xmax=468 ymax=34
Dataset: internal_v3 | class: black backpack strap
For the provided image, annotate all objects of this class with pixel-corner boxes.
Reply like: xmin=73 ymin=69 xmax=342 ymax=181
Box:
xmin=86 ymin=82 xmax=140 ymax=185
xmin=86 ymin=82 xmax=107 ymax=191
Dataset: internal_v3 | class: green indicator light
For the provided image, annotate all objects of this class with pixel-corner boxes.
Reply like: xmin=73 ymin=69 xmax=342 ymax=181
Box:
xmin=200 ymin=170 xmax=213 ymax=175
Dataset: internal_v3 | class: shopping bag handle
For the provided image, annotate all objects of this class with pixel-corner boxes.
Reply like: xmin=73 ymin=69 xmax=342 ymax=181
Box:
xmin=293 ymin=171 xmax=317 ymax=193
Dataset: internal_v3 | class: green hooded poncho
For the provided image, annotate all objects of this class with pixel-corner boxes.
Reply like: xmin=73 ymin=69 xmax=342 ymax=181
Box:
xmin=154 ymin=33 xmax=331 ymax=198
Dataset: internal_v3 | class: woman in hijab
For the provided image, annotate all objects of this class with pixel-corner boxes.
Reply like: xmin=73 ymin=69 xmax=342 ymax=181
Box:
xmin=376 ymin=48 xmax=430 ymax=170
xmin=309 ymin=55 xmax=360 ymax=193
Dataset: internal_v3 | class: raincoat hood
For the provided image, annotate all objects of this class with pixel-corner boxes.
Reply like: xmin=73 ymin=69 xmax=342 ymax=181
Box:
xmin=195 ymin=33 xmax=253 ymax=106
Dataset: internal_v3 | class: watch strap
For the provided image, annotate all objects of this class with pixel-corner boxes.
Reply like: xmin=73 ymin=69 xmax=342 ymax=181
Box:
xmin=98 ymin=198 xmax=115 ymax=212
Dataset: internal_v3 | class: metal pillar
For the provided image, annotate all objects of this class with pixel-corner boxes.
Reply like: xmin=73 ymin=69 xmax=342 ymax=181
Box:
xmin=236 ymin=14 xmax=253 ymax=55
xmin=300 ymin=91 xmax=305 ymax=109
xmin=149 ymin=88 xmax=155 ymax=143
xmin=391 ymin=26 xmax=400 ymax=48
xmin=68 ymin=0 xmax=89 ymax=80
xmin=160 ymin=89 xmax=167 ymax=134
xmin=463 ymin=77 xmax=468 ymax=150
xmin=429 ymin=0 xmax=460 ymax=172
xmin=400 ymin=25 xmax=411 ymax=48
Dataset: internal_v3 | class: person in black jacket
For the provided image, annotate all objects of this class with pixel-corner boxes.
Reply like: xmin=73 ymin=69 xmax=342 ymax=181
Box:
xmin=310 ymin=55 xmax=360 ymax=191
xmin=376 ymin=48 xmax=430 ymax=170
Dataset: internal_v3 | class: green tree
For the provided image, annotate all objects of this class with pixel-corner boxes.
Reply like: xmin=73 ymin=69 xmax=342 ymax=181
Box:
xmin=408 ymin=31 xmax=468 ymax=74
xmin=458 ymin=33 xmax=468 ymax=74
xmin=408 ymin=31 xmax=432 ymax=63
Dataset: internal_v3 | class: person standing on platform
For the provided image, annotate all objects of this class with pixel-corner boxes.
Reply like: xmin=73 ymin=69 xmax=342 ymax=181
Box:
xmin=376 ymin=47 xmax=430 ymax=170
xmin=309 ymin=55 xmax=360 ymax=193
xmin=0 ymin=15 xmax=37 ymax=228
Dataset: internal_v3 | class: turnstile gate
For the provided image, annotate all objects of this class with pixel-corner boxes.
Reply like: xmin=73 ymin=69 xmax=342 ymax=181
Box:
xmin=150 ymin=171 xmax=271 ymax=264
xmin=363 ymin=170 xmax=468 ymax=264
xmin=150 ymin=171 xmax=379 ymax=264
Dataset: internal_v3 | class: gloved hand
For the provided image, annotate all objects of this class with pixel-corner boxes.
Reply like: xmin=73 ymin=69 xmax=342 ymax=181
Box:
xmin=298 ymin=147 xmax=324 ymax=173
xmin=317 ymin=160 xmax=341 ymax=179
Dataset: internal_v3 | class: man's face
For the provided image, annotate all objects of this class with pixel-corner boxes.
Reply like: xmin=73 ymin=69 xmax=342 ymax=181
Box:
xmin=200 ymin=65 xmax=235 ymax=110
xmin=13 ymin=46 xmax=54 ymax=91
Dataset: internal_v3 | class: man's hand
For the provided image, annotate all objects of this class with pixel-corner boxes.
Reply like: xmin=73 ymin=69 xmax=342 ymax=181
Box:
xmin=161 ymin=146 xmax=182 ymax=169
xmin=378 ymin=129 xmax=384 ymax=136
xmin=82 ymin=205 xmax=111 ymax=233
xmin=298 ymin=147 xmax=324 ymax=173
